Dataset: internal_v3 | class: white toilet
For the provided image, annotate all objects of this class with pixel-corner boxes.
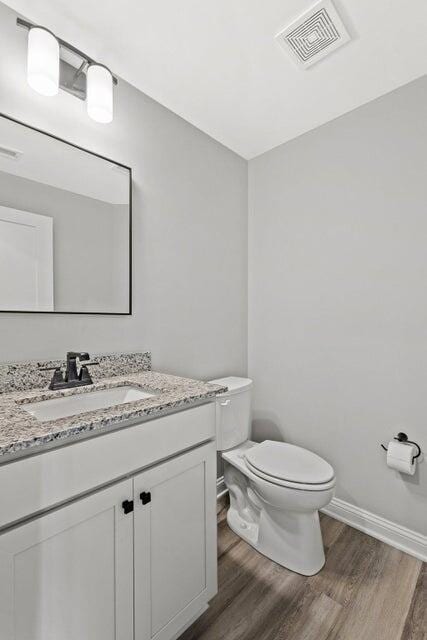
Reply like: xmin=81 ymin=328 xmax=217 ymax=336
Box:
xmin=209 ymin=376 xmax=335 ymax=576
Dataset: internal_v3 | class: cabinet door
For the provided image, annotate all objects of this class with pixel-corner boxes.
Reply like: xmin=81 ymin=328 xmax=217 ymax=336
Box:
xmin=0 ymin=480 xmax=134 ymax=640
xmin=134 ymin=441 xmax=217 ymax=640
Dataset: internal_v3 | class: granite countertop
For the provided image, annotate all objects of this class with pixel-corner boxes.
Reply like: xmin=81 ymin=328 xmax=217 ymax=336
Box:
xmin=0 ymin=369 xmax=226 ymax=462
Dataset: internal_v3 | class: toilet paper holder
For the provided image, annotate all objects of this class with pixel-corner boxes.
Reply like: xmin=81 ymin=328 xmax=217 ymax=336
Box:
xmin=381 ymin=432 xmax=421 ymax=464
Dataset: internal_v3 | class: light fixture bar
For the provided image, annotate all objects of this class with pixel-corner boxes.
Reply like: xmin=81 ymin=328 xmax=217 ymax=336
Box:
xmin=17 ymin=17 xmax=118 ymax=85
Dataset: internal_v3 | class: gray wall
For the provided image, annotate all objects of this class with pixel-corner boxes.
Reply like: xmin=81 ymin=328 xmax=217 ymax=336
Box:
xmin=0 ymin=171 xmax=129 ymax=312
xmin=0 ymin=1 xmax=248 ymax=379
xmin=248 ymin=76 xmax=427 ymax=536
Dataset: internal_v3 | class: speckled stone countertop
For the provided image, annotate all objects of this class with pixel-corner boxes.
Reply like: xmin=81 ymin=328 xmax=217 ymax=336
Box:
xmin=0 ymin=370 xmax=226 ymax=463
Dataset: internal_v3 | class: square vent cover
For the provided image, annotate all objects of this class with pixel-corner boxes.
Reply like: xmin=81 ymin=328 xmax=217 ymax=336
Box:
xmin=275 ymin=0 xmax=350 ymax=69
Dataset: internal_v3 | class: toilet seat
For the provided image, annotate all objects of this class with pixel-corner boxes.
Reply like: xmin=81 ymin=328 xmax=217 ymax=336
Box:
xmin=244 ymin=441 xmax=335 ymax=492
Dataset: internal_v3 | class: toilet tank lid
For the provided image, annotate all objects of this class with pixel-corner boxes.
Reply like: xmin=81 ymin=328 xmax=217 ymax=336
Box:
xmin=208 ymin=376 xmax=253 ymax=395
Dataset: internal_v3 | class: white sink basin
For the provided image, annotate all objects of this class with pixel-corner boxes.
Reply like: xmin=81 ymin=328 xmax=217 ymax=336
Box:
xmin=21 ymin=386 xmax=156 ymax=422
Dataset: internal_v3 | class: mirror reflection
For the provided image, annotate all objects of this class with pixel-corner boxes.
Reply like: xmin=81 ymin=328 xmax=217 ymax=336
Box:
xmin=0 ymin=114 xmax=131 ymax=314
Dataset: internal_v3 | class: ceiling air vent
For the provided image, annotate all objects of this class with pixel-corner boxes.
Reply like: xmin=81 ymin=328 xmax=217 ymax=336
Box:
xmin=275 ymin=0 xmax=350 ymax=69
xmin=0 ymin=145 xmax=22 ymax=161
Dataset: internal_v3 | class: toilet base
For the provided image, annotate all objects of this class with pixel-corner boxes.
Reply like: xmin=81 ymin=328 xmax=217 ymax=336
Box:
xmin=223 ymin=450 xmax=329 ymax=576
xmin=226 ymin=502 xmax=326 ymax=576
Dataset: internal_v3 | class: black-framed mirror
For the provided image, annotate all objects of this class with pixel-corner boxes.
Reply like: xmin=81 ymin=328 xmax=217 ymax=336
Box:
xmin=0 ymin=113 xmax=132 ymax=315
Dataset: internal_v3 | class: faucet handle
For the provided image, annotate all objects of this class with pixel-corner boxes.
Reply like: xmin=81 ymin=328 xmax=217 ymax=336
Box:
xmin=79 ymin=363 xmax=99 ymax=384
xmin=38 ymin=366 xmax=65 ymax=390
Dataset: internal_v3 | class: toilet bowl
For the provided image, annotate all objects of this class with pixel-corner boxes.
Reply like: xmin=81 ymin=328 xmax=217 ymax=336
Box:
xmin=209 ymin=377 xmax=335 ymax=576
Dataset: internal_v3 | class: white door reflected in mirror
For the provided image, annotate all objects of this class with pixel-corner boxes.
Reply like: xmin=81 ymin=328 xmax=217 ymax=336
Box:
xmin=0 ymin=206 xmax=53 ymax=311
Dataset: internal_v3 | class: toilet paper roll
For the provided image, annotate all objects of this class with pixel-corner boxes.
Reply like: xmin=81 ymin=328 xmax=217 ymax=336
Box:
xmin=386 ymin=440 xmax=417 ymax=475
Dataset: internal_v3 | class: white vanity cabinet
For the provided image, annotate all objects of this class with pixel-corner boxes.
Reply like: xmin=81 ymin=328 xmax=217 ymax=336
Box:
xmin=0 ymin=479 xmax=134 ymax=640
xmin=134 ymin=442 xmax=217 ymax=640
xmin=0 ymin=403 xmax=217 ymax=640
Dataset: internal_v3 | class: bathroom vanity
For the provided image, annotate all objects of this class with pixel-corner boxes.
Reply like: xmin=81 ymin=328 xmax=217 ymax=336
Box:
xmin=0 ymin=353 xmax=225 ymax=640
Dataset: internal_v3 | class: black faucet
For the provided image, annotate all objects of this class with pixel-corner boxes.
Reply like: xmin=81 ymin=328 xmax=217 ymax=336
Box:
xmin=40 ymin=351 xmax=99 ymax=390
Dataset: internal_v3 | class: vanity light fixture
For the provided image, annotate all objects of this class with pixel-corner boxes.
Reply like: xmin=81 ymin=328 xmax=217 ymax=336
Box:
xmin=27 ymin=27 xmax=59 ymax=96
xmin=18 ymin=18 xmax=117 ymax=123
xmin=87 ymin=64 xmax=113 ymax=124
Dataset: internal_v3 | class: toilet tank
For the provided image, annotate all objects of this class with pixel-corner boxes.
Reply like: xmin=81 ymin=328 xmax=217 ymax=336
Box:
xmin=208 ymin=377 xmax=253 ymax=451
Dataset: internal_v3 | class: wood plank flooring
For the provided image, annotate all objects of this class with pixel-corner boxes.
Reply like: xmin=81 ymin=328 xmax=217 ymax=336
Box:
xmin=179 ymin=500 xmax=426 ymax=640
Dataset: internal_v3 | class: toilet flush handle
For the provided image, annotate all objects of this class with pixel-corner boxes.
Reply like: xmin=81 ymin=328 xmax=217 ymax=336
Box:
xmin=220 ymin=399 xmax=230 ymax=407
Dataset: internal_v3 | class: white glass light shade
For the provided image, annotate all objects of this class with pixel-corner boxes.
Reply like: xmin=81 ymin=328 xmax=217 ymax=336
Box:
xmin=87 ymin=64 xmax=113 ymax=124
xmin=27 ymin=27 xmax=59 ymax=96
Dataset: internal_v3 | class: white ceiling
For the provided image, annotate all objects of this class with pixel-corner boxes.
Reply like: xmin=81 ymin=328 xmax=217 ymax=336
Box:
xmin=3 ymin=0 xmax=427 ymax=159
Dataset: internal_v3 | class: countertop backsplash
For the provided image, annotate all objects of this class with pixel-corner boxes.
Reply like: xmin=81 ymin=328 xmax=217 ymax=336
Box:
xmin=0 ymin=351 xmax=152 ymax=394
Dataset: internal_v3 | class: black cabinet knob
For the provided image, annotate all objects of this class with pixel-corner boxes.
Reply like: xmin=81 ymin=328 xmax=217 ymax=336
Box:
xmin=140 ymin=491 xmax=151 ymax=505
xmin=122 ymin=499 xmax=134 ymax=514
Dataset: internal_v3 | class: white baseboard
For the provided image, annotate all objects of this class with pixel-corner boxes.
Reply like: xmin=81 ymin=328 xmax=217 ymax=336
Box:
xmin=216 ymin=475 xmax=228 ymax=499
xmin=322 ymin=497 xmax=427 ymax=562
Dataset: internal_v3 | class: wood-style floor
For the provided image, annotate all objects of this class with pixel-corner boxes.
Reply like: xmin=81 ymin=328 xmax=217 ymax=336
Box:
xmin=180 ymin=499 xmax=426 ymax=640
